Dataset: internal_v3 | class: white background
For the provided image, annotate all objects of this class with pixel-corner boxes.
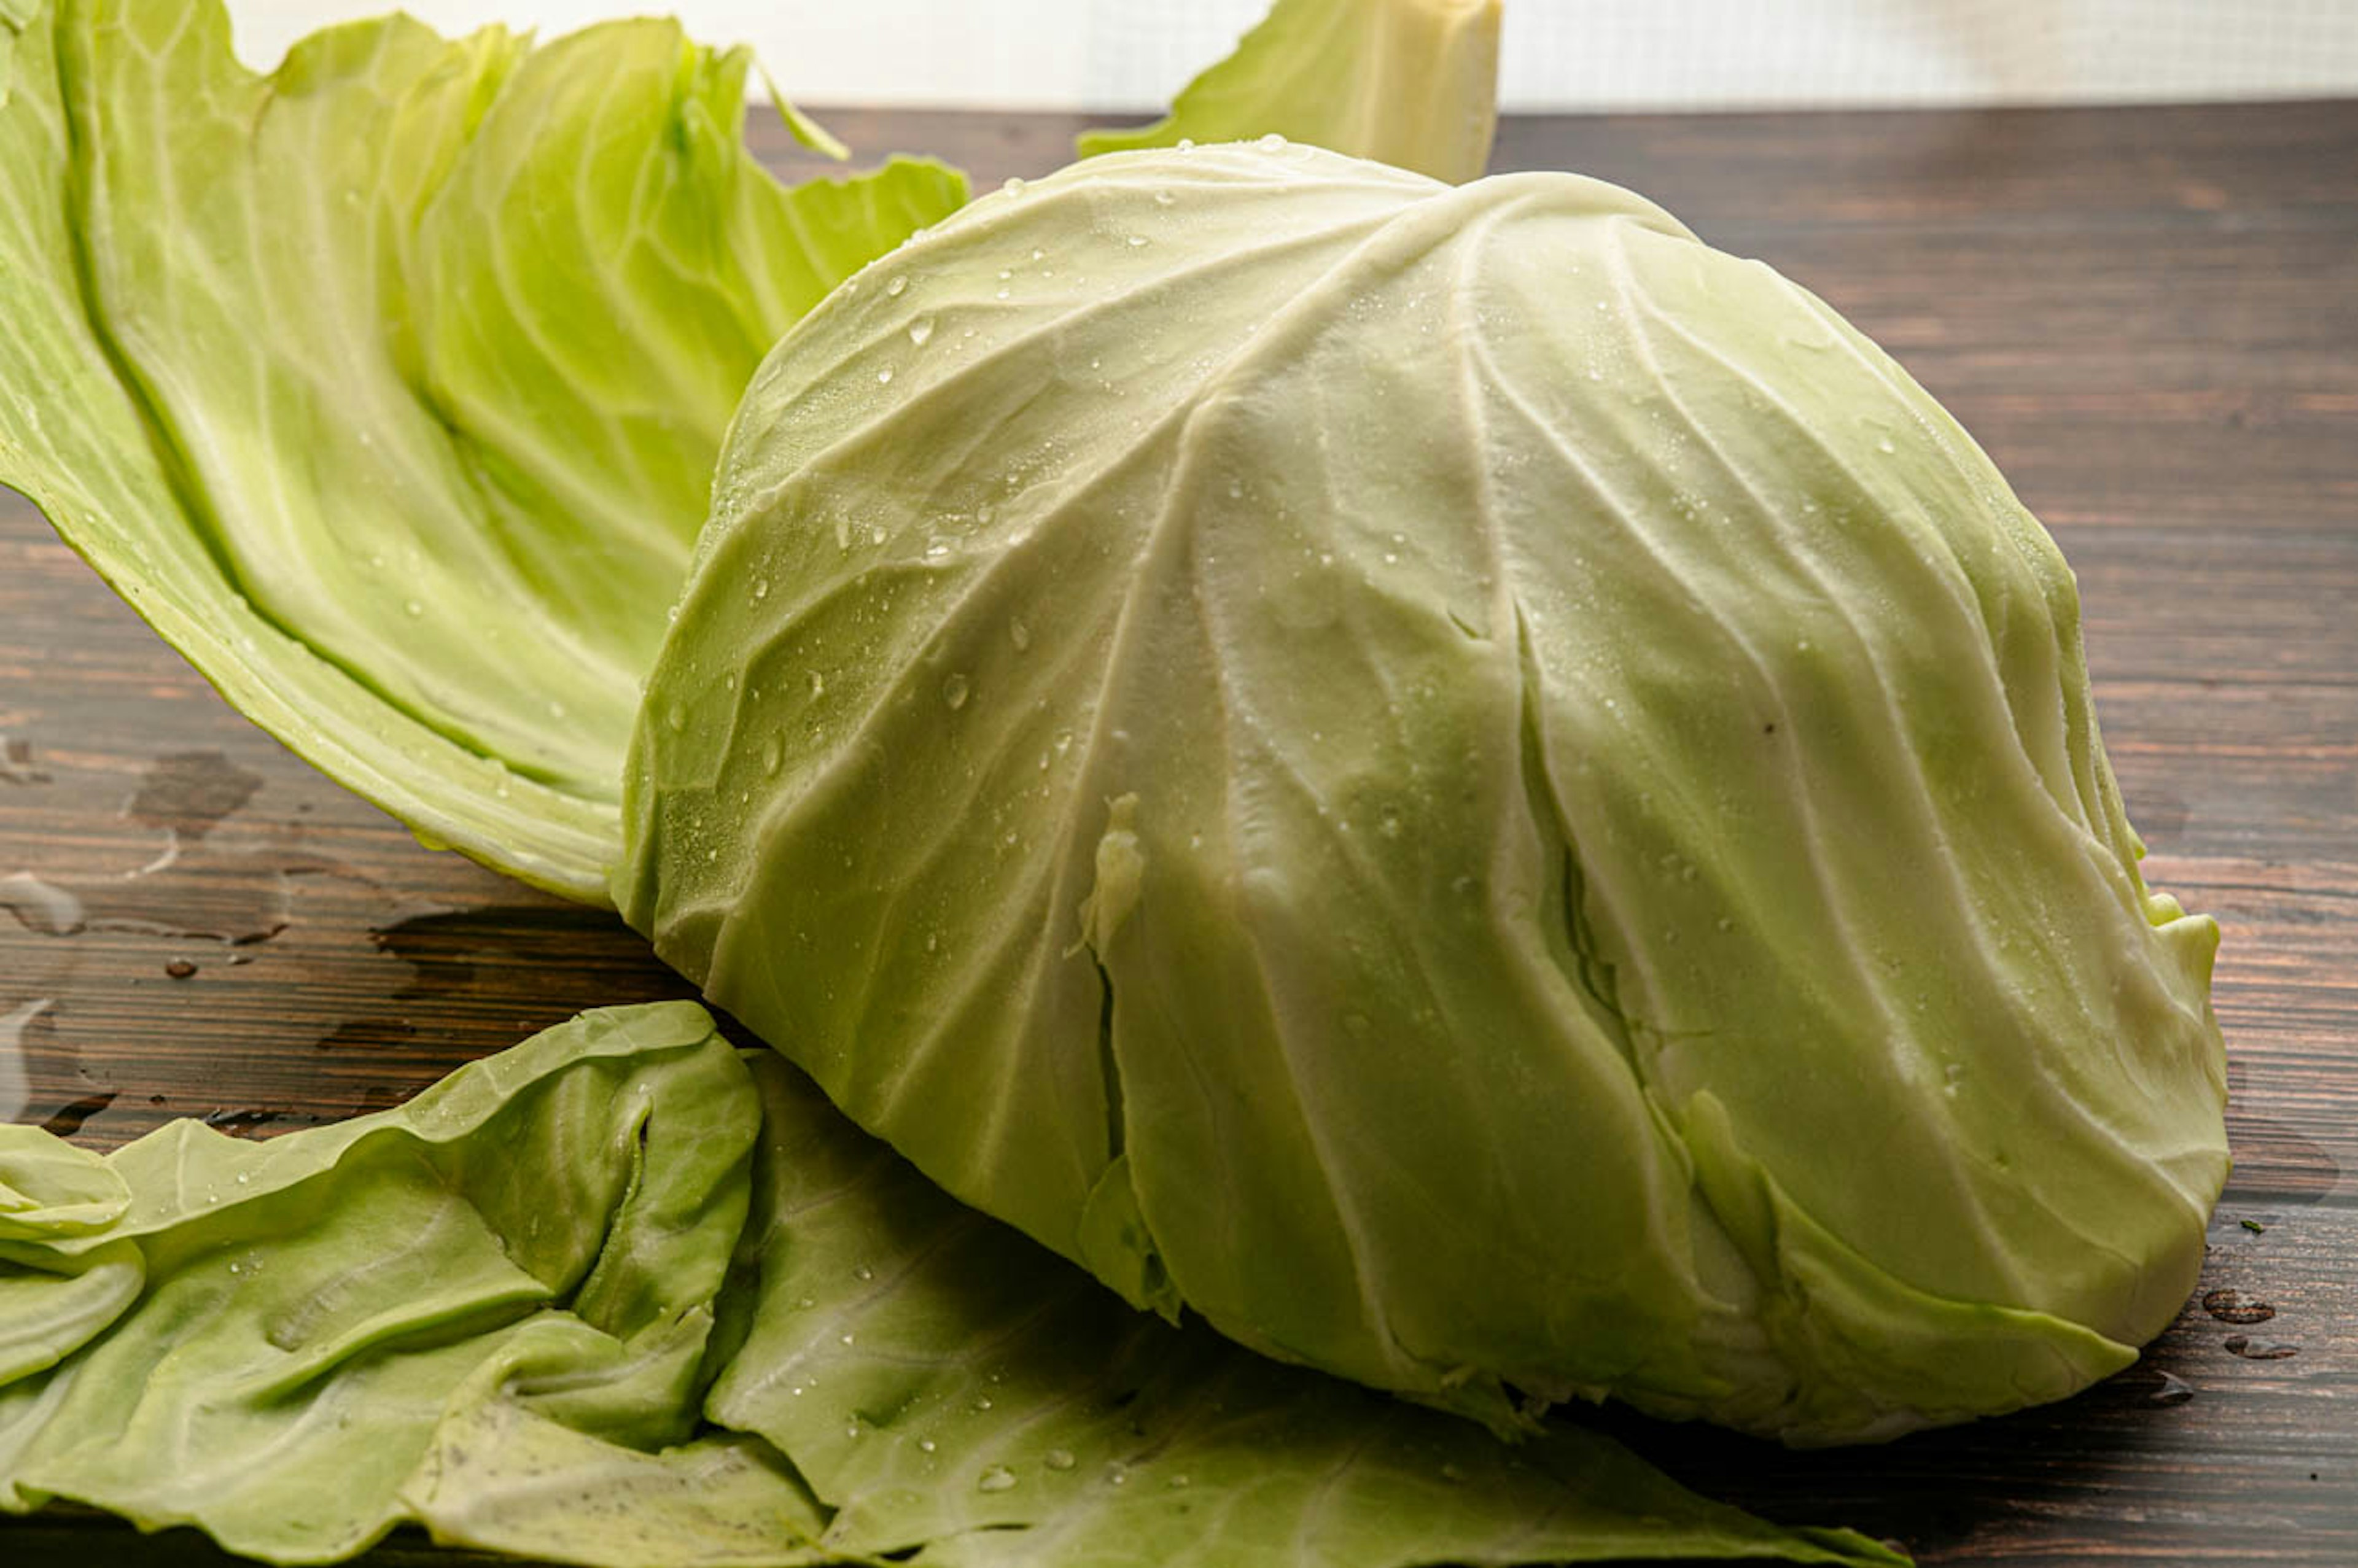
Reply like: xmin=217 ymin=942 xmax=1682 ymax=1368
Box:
xmin=227 ymin=1 xmax=2358 ymax=111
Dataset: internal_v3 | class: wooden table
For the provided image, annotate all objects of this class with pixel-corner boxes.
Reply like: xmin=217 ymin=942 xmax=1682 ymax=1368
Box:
xmin=3 ymin=100 xmax=2353 ymax=1566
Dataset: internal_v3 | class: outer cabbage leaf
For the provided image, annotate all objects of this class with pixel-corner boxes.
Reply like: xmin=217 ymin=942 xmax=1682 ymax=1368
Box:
xmin=1078 ymin=0 xmax=1501 ymax=182
xmin=0 ymin=1002 xmax=784 ymax=1562
xmin=0 ymin=1001 xmax=1900 ymax=1567
xmin=621 ymin=142 xmax=2228 ymax=1445
xmin=0 ymin=0 xmax=965 ymax=899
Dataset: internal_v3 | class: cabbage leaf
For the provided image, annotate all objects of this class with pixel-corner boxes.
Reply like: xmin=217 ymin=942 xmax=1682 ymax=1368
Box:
xmin=1078 ymin=0 xmax=1501 ymax=182
xmin=0 ymin=0 xmax=965 ymax=899
xmin=0 ymin=1003 xmax=1903 ymax=1567
xmin=0 ymin=1003 xmax=782 ymax=1561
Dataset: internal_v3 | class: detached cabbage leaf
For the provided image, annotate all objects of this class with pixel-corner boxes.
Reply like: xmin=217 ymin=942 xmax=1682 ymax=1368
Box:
xmin=0 ymin=1003 xmax=780 ymax=1561
xmin=1078 ymin=0 xmax=1501 ymax=182
xmin=0 ymin=1003 xmax=1901 ymax=1568
xmin=0 ymin=0 xmax=965 ymax=898
xmin=623 ymin=141 xmax=2228 ymax=1445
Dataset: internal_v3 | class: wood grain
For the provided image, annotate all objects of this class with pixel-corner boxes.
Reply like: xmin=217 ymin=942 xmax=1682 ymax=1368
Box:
xmin=3 ymin=98 xmax=2354 ymax=1566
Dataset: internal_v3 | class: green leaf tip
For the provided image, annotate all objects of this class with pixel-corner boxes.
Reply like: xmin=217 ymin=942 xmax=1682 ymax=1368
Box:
xmin=1078 ymin=0 xmax=1502 ymax=181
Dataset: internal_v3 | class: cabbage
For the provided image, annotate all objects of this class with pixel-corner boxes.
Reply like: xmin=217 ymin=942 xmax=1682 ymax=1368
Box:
xmin=1 ymin=0 xmax=2224 ymax=1534
xmin=619 ymin=141 xmax=2228 ymax=1445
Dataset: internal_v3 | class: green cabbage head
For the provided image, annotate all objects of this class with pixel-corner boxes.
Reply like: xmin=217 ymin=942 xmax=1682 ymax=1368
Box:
xmin=617 ymin=140 xmax=2230 ymax=1445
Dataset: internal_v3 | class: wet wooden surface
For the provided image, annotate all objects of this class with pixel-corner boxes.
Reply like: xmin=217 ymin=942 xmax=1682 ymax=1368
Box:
xmin=4 ymin=99 xmax=2355 ymax=1565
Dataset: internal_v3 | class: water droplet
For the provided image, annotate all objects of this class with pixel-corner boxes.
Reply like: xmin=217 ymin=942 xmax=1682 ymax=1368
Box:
xmin=1439 ymin=1462 xmax=1467 ymax=1483
xmin=844 ymin=1422 xmax=862 ymax=1440
xmin=1002 ymin=176 xmax=1027 ymax=198
xmin=853 ymin=1265 xmax=874 ymax=1281
xmin=998 ymin=268 xmax=1013 ymax=281
xmin=1257 ymin=132 xmax=1286 ymax=151
xmin=1175 ymin=138 xmax=1195 ymax=152
xmin=165 ymin=958 xmax=197 ymax=979
xmin=2147 ymin=1370 xmax=2195 ymax=1406
xmin=0 ymin=876 xmax=83 ymax=937
xmin=1052 ymin=730 xmax=1073 ymax=755
xmin=976 ymin=1465 xmax=1018 ymax=1493
xmin=839 ymin=1332 xmax=856 ymax=1346
xmin=1876 ymin=437 xmax=1897 ymax=455
xmin=1009 ymin=618 xmax=1032 ymax=652
xmin=403 ymin=599 xmax=423 ymax=618
xmin=971 ymin=1394 xmax=994 ymax=1412
xmin=908 ymin=317 xmax=935 ymax=347
xmin=885 ymin=274 xmax=908 ymax=297
xmin=1126 ymin=235 xmax=1148 ymax=247
xmin=665 ymin=702 xmax=686 ymax=732
xmin=877 ymin=367 xmax=895 ymax=386
xmin=753 ymin=578 xmax=771 ymax=600
xmin=1044 ymin=1448 xmax=1076 ymax=1472
xmin=943 ymin=673 xmax=971 ymax=710
xmin=546 ymin=699 xmax=567 ymax=720
xmin=1167 ymin=1473 xmax=1191 ymax=1489
xmin=1107 ymin=1464 xmax=1129 ymax=1486
xmin=2224 ymin=1334 xmax=2298 ymax=1359
xmin=809 ymin=672 xmax=826 ymax=699
xmin=2203 ymin=1288 xmax=2276 ymax=1325
xmin=918 ymin=1437 xmax=938 ymax=1453
xmin=1377 ymin=812 xmax=1403 ymax=839
xmin=995 ymin=288 xmax=1010 ymax=300
xmin=1153 ymin=189 xmax=1175 ymax=207
xmin=762 ymin=734 xmax=784 ymax=775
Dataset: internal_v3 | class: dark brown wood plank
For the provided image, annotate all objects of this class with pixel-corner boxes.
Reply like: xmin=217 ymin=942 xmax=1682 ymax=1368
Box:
xmin=6 ymin=96 xmax=2357 ymax=1566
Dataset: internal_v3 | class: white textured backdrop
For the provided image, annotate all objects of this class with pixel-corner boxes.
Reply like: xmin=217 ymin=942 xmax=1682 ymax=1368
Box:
xmin=227 ymin=0 xmax=2358 ymax=111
